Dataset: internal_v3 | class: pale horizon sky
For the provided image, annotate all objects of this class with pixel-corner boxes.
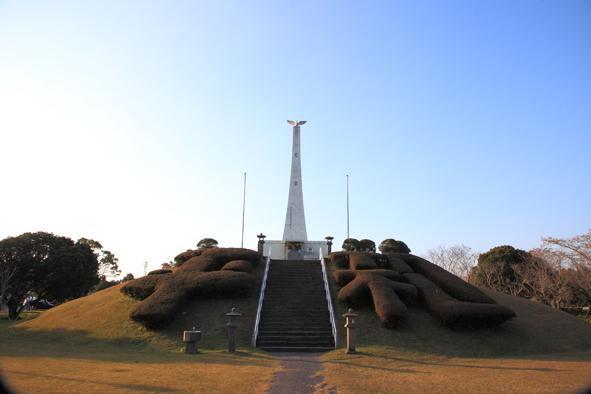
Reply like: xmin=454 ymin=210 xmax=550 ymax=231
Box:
xmin=1 ymin=1 xmax=590 ymax=278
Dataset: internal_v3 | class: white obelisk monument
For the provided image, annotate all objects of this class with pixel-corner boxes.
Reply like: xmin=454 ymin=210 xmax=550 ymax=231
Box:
xmin=262 ymin=120 xmax=328 ymax=260
xmin=283 ymin=120 xmax=308 ymax=242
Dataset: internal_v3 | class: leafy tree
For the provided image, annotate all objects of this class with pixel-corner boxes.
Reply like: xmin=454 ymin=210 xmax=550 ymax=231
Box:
xmin=469 ymin=245 xmax=531 ymax=294
xmin=378 ymin=239 xmax=411 ymax=254
xmin=359 ymin=239 xmax=376 ymax=252
xmin=342 ymin=238 xmax=360 ymax=251
xmin=0 ymin=232 xmax=99 ymax=320
xmin=197 ymin=238 xmax=218 ymax=249
xmin=77 ymin=238 xmax=121 ymax=280
xmin=121 ymin=273 xmax=135 ymax=282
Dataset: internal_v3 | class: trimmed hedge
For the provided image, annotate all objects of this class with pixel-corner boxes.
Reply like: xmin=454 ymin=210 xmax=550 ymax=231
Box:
xmin=384 ymin=254 xmax=415 ymax=274
xmin=330 ymin=252 xmax=349 ymax=268
xmin=368 ymin=280 xmax=408 ymax=328
xmin=391 ymin=253 xmax=495 ymax=304
xmin=177 ymin=248 xmax=261 ymax=273
xmin=121 ymin=275 xmax=167 ymax=300
xmin=331 ymin=251 xmax=389 ymax=269
xmin=222 ymin=260 xmax=253 ymax=273
xmin=148 ymin=269 xmax=172 ymax=275
xmin=335 ymin=270 xmax=417 ymax=328
xmin=173 ymin=249 xmax=202 ymax=265
xmin=121 ymin=247 xmax=261 ymax=329
xmin=130 ymin=271 xmax=255 ymax=329
xmin=403 ymin=273 xmax=515 ymax=328
xmin=349 ymin=253 xmax=377 ymax=270
xmin=332 ymin=269 xmax=404 ymax=287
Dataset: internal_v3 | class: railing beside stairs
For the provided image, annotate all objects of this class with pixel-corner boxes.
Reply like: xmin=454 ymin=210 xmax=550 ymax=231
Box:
xmin=252 ymin=254 xmax=271 ymax=347
xmin=320 ymin=251 xmax=338 ymax=348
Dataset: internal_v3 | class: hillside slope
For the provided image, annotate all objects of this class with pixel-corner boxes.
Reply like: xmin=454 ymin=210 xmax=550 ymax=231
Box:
xmin=331 ymin=285 xmax=591 ymax=357
xmin=17 ymin=264 xmax=591 ymax=356
xmin=16 ymin=261 xmax=265 ymax=350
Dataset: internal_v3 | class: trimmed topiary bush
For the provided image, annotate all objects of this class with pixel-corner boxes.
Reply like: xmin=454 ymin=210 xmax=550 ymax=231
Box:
xmin=379 ymin=238 xmax=411 ymax=254
xmin=391 ymin=253 xmax=495 ymax=304
xmin=342 ymin=238 xmax=360 ymax=251
xmin=148 ymin=269 xmax=172 ymax=275
xmin=349 ymin=253 xmax=378 ymax=270
xmin=330 ymin=251 xmax=350 ymax=268
xmin=359 ymin=239 xmax=376 ymax=252
xmin=121 ymin=247 xmax=261 ymax=329
xmin=335 ymin=270 xmax=417 ymax=328
xmin=221 ymin=260 xmax=254 ymax=273
xmin=174 ymin=249 xmax=202 ymax=266
xmin=403 ymin=273 xmax=515 ymax=328
xmin=330 ymin=250 xmax=515 ymax=330
xmin=385 ymin=254 xmax=415 ymax=274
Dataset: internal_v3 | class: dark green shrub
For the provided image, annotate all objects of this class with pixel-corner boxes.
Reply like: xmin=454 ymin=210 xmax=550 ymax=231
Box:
xmin=403 ymin=273 xmax=515 ymax=328
xmin=392 ymin=253 xmax=495 ymax=304
xmin=342 ymin=238 xmax=360 ymax=251
xmin=359 ymin=239 xmax=376 ymax=252
xmin=222 ymin=260 xmax=253 ymax=272
xmin=379 ymin=239 xmax=411 ymax=254
xmin=197 ymin=238 xmax=218 ymax=249
xmin=470 ymin=245 xmax=531 ymax=293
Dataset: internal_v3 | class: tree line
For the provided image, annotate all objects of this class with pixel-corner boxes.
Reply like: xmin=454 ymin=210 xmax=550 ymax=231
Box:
xmin=0 ymin=232 xmax=129 ymax=320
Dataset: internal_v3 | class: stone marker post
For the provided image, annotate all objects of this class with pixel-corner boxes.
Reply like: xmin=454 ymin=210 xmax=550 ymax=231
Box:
xmin=343 ymin=308 xmax=359 ymax=354
xmin=226 ymin=307 xmax=242 ymax=353
xmin=183 ymin=327 xmax=202 ymax=354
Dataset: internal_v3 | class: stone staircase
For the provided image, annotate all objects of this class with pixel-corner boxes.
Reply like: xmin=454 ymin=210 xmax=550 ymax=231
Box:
xmin=256 ymin=260 xmax=335 ymax=352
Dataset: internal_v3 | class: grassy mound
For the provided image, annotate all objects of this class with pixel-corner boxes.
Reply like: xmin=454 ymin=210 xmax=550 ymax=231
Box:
xmin=13 ymin=260 xmax=265 ymax=351
xmin=327 ymin=262 xmax=591 ymax=357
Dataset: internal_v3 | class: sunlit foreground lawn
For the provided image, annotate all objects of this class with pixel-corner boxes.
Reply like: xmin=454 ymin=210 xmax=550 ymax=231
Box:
xmin=319 ymin=347 xmax=591 ymax=394
xmin=0 ymin=310 xmax=278 ymax=394
xmin=0 ymin=341 xmax=277 ymax=393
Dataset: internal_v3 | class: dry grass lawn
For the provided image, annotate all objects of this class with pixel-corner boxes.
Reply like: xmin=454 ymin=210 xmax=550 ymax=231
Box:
xmin=320 ymin=348 xmax=591 ymax=394
xmin=1 ymin=273 xmax=278 ymax=393
xmin=323 ymin=263 xmax=591 ymax=393
xmin=1 ymin=347 xmax=277 ymax=394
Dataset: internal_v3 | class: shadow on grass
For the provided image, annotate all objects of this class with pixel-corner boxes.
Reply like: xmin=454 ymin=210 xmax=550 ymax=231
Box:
xmin=328 ymin=351 xmax=563 ymax=373
xmin=0 ymin=326 xmax=275 ymax=367
xmin=4 ymin=370 xmax=177 ymax=393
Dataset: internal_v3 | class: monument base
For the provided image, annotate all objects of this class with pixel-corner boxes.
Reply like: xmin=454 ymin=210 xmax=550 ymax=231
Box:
xmin=263 ymin=240 xmax=328 ymax=260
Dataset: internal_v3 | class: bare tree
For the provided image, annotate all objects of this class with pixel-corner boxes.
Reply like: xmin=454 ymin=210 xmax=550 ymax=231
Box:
xmin=542 ymin=229 xmax=591 ymax=267
xmin=424 ymin=244 xmax=477 ymax=280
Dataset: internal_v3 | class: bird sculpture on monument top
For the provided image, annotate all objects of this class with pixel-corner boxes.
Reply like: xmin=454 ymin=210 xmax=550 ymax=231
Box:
xmin=287 ymin=120 xmax=306 ymax=126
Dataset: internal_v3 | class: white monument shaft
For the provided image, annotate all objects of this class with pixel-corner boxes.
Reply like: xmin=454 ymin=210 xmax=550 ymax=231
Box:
xmin=282 ymin=122 xmax=308 ymax=241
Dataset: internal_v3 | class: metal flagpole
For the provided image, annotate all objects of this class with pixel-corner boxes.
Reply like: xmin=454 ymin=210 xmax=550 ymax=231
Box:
xmin=346 ymin=174 xmax=350 ymax=239
xmin=241 ymin=172 xmax=247 ymax=248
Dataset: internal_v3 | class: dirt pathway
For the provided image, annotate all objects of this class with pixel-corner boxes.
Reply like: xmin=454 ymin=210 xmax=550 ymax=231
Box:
xmin=267 ymin=353 xmax=337 ymax=394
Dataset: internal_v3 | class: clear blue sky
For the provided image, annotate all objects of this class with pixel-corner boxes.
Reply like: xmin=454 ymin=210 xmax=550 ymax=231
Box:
xmin=1 ymin=0 xmax=589 ymax=277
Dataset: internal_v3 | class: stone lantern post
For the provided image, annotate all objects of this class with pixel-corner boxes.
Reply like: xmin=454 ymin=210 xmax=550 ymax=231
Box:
xmin=257 ymin=233 xmax=266 ymax=255
xmin=226 ymin=307 xmax=242 ymax=353
xmin=183 ymin=326 xmax=202 ymax=354
xmin=342 ymin=308 xmax=359 ymax=354
xmin=325 ymin=236 xmax=334 ymax=255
